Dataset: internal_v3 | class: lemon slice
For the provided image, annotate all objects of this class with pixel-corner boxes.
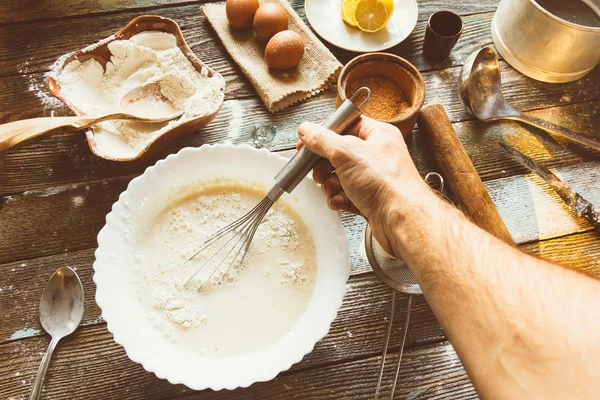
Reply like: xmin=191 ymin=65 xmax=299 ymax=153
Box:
xmin=341 ymin=0 xmax=359 ymax=27
xmin=380 ymin=0 xmax=394 ymax=20
xmin=354 ymin=0 xmax=389 ymax=33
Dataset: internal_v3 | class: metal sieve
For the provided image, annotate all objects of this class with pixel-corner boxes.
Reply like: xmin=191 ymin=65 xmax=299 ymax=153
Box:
xmin=368 ymin=172 xmax=445 ymax=399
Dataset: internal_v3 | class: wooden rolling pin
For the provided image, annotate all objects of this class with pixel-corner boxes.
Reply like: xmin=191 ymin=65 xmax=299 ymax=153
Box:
xmin=417 ymin=104 xmax=514 ymax=244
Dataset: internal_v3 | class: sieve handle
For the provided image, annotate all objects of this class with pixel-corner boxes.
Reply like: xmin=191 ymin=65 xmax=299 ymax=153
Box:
xmin=274 ymin=88 xmax=371 ymax=194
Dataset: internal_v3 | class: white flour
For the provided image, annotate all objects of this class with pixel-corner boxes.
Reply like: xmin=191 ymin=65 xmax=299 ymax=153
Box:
xmin=134 ymin=183 xmax=317 ymax=357
xmin=52 ymin=31 xmax=225 ymax=159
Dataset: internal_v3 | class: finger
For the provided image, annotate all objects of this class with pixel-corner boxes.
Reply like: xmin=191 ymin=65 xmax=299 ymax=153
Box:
xmin=312 ymin=159 xmax=334 ymax=184
xmin=328 ymin=193 xmax=346 ymax=211
xmin=298 ymin=122 xmax=348 ymax=165
xmin=344 ymin=116 xmax=378 ymax=140
xmin=328 ymin=192 xmax=360 ymax=215
xmin=322 ymin=174 xmax=342 ymax=197
xmin=345 ymin=116 xmax=403 ymax=144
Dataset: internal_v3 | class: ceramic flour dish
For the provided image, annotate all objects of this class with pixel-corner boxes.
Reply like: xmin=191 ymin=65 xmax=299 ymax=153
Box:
xmin=93 ymin=144 xmax=350 ymax=390
xmin=48 ymin=15 xmax=224 ymax=162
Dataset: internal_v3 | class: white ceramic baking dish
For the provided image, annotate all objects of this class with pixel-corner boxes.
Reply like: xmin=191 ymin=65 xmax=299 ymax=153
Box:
xmin=93 ymin=144 xmax=350 ymax=390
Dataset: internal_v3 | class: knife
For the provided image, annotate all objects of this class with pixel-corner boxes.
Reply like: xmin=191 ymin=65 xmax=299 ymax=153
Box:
xmin=500 ymin=143 xmax=600 ymax=230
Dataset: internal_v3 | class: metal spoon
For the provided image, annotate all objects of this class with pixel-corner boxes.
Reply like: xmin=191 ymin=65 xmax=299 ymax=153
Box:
xmin=459 ymin=47 xmax=600 ymax=151
xmin=29 ymin=267 xmax=84 ymax=400
xmin=0 ymin=78 xmax=184 ymax=152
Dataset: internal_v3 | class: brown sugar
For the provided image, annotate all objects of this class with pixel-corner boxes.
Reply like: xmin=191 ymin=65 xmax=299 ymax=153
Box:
xmin=347 ymin=76 xmax=409 ymax=121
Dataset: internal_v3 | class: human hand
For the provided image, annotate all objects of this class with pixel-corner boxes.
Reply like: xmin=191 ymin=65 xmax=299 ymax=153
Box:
xmin=298 ymin=116 xmax=430 ymax=256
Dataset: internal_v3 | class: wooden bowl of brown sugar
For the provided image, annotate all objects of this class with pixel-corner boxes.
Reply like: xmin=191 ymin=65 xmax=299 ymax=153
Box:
xmin=336 ymin=53 xmax=426 ymax=137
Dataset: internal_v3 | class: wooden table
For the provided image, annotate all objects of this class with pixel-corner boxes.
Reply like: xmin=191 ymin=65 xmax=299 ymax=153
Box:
xmin=1 ymin=1 xmax=599 ymax=398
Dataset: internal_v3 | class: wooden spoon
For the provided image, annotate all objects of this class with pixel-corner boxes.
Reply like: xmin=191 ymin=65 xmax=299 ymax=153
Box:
xmin=0 ymin=80 xmax=183 ymax=152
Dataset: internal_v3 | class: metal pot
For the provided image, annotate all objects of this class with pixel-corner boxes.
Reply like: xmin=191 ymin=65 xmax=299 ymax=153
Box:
xmin=491 ymin=0 xmax=600 ymax=83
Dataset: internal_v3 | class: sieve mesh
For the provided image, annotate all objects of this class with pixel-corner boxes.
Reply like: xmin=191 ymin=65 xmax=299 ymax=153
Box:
xmin=365 ymin=225 xmax=422 ymax=295
xmin=370 ymin=172 xmax=446 ymax=399
xmin=365 ymin=172 xmax=447 ymax=295
xmin=375 ymin=252 xmax=419 ymax=286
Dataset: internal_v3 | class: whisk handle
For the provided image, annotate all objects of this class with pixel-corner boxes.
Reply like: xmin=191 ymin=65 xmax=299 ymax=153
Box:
xmin=274 ymin=89 xmax=370 ymax=193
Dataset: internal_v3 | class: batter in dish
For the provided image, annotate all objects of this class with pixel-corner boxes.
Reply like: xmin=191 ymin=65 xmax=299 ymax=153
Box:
xmin=134 ymin=182 xmax=317 ymax=357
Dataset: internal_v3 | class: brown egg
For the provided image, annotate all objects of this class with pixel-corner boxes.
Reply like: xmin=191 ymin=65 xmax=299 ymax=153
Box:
xmin=253 ymin=3 xmax=289 ymax=41
xmin=226 ymin=0 xmax=260 ymax=29
xmin=265 ymin=30 xmax=305 ymax=70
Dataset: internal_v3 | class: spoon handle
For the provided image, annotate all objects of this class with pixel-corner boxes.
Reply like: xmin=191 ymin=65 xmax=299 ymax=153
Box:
xmin=0 ymin=113 xmax=133 ymax=152
xmin=29 ymin=336 xmax=60 ymax=400
xmin=515 ymin=113 xmax=600 ymax=151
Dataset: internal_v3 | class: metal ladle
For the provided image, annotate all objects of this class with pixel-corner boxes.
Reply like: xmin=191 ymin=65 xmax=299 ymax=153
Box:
xmin=29 ymin=267 xmax=84 ymax=400
xmin=459 ymin=47 xmax=600 ymax=151
xmin=0 ymin=78 xmax=184 ymax=152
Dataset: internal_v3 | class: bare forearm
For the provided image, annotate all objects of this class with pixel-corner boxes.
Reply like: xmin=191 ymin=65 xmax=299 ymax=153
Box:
xmin=297 ymin=116 xmax=600 ymax=396
xmin=384 ymin=187 xmax=600 ymax=399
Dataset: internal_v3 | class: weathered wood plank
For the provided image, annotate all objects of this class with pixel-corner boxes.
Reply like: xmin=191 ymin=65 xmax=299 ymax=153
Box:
xmin=522 ymin=231 xmax=600 ymax=277
xmin=0 ymin=6 xmax=249 ymax=94
xmin=0 ymin=1 xmax=207 ymax=24
xmin=2 ymin=86 xmax=599 ymax=196
xmin=486 ymin=161 xmax=600 ymax=243
xmin=0 ymin=249 xmax=102 ymax=344
xmin=3 ymin=210 xmax=598 ymax=345
xmin=1 ymin=145 xmax=598 ymax=264
xmin=1 ymin=221 xmax=596 ymax=395
xmin=5 ymin=54 xmax=598 ymax=128
xmin=0 ymin=71 xmax=70 ymax=120
xmin=0 ymin=10 xmax=492 ymax=117
xmin=337 ymin=211 xmax=600 ymax=277
xmin=0 ymin=92 xmax=339 ymax=195
xmin=0 ymin=0 xmax=498 ymax=26
xmin=0 ymin=240 xmax=442 ymax=351
xmin=0 ymin=1 xmax=448 ymax=78
xmin=0 ymin=178 xmax=126 ymax=264
xmin=421 ymin=61 xmax=600 ymax=124
xmin=0 ymin=326 xmax=474 ymax=400
xmin=1 ymin=257 xmax=444 ymax=371
xmin=3 ymin=8 xmax=598 ymax=120
xmin=0 ymin=10 xmax=499 ymax=125
xmin=436 ymin=102 xmax=600 ymax=184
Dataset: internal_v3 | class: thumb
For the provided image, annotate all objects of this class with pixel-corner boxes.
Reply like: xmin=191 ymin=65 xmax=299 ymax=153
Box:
xmin=298 ymin=122 xmax=349 ymax=165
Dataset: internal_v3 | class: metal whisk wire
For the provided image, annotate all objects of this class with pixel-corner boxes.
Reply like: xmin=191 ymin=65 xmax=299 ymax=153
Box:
xmin=183 ymin=196 xmax=274 ymax=288
xmin=183 ymin=87 xmax=371 ymax=290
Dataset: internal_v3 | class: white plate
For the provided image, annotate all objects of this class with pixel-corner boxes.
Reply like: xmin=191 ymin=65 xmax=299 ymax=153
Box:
xmin=93 ymin=144 xmax=350 ymax=390
xmin=305 ymin=0 xmax=418 ymax=52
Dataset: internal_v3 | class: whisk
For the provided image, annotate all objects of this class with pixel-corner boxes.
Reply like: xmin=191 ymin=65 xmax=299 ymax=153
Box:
xmin=184 ymin=87 xmax=371 ymax=289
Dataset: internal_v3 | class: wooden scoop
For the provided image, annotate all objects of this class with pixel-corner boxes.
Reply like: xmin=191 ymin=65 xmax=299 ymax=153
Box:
xmin=0 ymin=80 xmax=183 ymax=152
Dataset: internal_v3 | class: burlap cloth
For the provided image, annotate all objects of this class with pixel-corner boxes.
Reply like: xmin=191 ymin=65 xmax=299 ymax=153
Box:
xmin=202 ymin=0 xmax=342 ymax=112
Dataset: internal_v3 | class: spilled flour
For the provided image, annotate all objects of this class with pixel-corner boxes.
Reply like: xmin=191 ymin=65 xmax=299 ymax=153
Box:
xmin=52 ymin=31 xmax=225 ymax=159
xmin=133 ymin=183 xmax=317 ymax=357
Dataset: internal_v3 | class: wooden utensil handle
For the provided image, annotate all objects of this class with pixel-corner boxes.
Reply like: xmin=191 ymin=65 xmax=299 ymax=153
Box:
xmin=0 ymin=116 xmax=101 ymax=152
xmin=417 ymin=104 xmax=514 ymax=244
